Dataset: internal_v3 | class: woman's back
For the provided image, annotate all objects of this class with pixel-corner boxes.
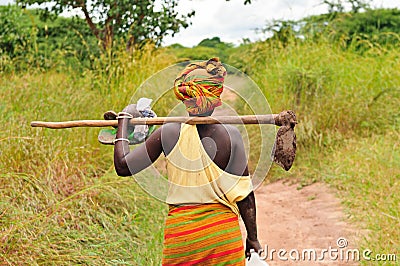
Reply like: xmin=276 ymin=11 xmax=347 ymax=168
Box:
xmin=161 ymin=123 xmax=249 ymax=176
xmin=164 ymin=123 xmax=252 ymax=215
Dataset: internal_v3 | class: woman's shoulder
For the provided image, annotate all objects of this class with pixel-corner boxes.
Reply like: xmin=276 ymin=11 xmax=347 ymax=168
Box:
xmin=206 ymin=124 xmax=244 ymax=152
xmin=159 ymin=123 xmax=181 ymax=155
xmin=161 ymin=123 xmax=181 ymax=135
xmin=215 ymin=124 xmax=242 ymax=141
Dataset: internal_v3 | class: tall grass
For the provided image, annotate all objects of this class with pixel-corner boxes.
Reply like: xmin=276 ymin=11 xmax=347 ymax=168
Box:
xmin=0 ymin=46 xmax=174 ymax=264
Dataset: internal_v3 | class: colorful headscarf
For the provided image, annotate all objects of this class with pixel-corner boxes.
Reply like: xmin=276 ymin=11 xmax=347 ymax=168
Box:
xmin=174 ymin=58 xmax=227 ymax=115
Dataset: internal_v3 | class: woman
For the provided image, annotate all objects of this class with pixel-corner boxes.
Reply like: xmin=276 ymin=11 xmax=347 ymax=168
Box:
xmin=114 ymin=58 xmax=262 ymax=265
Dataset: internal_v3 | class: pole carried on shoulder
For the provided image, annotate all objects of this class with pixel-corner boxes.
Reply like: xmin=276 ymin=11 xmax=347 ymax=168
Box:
xmin=31 ymin=114 xmax=278 ymax=129
xmin=31 ymin=111 xmax=297 ymax=171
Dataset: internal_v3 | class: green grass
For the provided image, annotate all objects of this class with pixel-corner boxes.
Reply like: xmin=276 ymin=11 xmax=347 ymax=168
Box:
xmin=0 ymin=47 xmax=173 ymax=264
xmin=324 ymin=132 xmax=399 ymax=260
xmin=1 ymin=38 xmax=399 ymax=265
xmin=0 ymin=172 xmax=166 ymax=265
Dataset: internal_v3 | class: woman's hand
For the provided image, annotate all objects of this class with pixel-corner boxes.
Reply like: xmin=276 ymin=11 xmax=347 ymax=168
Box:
xmin=121 ymin=104 xmax=141 ymax=118
xmin=246 ymin=237 xmax=263 ymax=258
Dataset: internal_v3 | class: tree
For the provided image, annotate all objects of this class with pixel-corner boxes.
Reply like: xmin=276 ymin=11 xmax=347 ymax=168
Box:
xmin=197 ymin=37 xmax=234 ymax=50
xmin=347 ymin=0 xmax=371 ymax=13
xmin=322 ymin=0 xmax=345 ymax=13
xmin=301 ymin=7 xmax=400 ymax=50
xmin=0 ymin=5 xmax=32 ymax=57
xmin=167 ymin=37 xmax=234 ymax=62
xmin=0 ymin=5 xmax=100 ymax=70
xmin=330 ymin=8 xmax=400 ymax=48
xmin=16 ymin=0 xmax=254 ymax=50
xmin=321 ymin=0 xmax=371 ymax=14
xmin=262 ymin=20 xmax=298 ymax=46
xmin=17 ymin=0 xmax=195 ymax=50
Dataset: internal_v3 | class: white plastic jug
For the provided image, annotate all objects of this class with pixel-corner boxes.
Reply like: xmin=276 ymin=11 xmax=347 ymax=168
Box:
xmin=246 ymin=249 xmax=269 ymax=266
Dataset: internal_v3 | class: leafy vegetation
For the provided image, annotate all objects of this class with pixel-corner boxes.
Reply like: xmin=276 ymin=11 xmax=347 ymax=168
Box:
xmin=16 ymin=0 xmax=195 ymax=49
xmin=1 ymin=2 xmax=399 ymax=265
xmin=0 ymin=5 xmax=99 ymax=71
xmin=321 ymin=0 xmax=371 ymax=13
xmin=255 ymin=8 xmax=400 ymax=52
xmin=168 ymin=36 xmax=234 ymax=62
xmin=14 ymin=0 xmax=252 ymax=49
xmin=227 ymin=34 xmax=399 ymax=262
xmin=303 ymin=8 xmax=400 ymax=50
xmin=0 ymin=47 xmax=174 ymax=264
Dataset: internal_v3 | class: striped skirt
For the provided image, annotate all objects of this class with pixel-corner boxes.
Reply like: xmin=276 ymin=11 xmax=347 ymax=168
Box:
xmin=162 ymin=203 xmax=245 ymax=266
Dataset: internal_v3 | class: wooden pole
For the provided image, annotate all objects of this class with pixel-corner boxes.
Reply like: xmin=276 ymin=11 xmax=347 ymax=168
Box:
xmin=31 ymin=114 xmax=278 ymax=129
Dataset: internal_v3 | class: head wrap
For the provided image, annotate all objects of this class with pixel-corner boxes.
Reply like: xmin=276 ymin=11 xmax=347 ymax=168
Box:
xmin=174 ymin=57 xmax=227 ymax=115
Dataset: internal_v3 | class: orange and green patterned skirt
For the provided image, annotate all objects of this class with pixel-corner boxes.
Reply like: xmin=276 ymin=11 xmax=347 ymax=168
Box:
xmin=162 ymin=203 xmax=245 ymax=265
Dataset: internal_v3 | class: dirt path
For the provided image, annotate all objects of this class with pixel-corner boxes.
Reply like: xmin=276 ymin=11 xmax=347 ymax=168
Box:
xmin=240 ymin=180 xmax=360 ymax=265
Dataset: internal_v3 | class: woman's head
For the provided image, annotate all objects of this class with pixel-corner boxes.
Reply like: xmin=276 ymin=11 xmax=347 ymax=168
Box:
xmin=174 ymin=58 xmax=227 ymax=116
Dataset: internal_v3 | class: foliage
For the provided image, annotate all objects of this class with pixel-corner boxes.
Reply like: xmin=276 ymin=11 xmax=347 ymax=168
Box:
xmin=229 ymin=35 xmax=400 ymax=140
xmin=167 ymin=36 xmax=234 ymax=62
xmin=258 ymin=8 xmax=400 ymax=52
xmin=33 ymin=12 xmax=100 ymax=66
xmin=323 ymin=133 xmax=399 ymax=260
xmin=0 ymin=46 xmax=176 ymax=264
xmin=16 ymin=0 xmax=195 ymax=49
xmin=0 ymin=5 xmax=34 ymax=58
xmin=197 ymin=36 xmax=234 ymax=49
xmin=321 ymin=0 xmax=371 ymax=13
xmin=1 ymin=0 xmax=256 ymax=71
xmin=260 ymin=20 xmax=298 ymax=47
xmin=227 ymin=36 xmax=399 ymax=259
xmin=0 ymin=5 xmax=99 ymax=71
xmin=303 ymin=8 xmax=400 ymax=50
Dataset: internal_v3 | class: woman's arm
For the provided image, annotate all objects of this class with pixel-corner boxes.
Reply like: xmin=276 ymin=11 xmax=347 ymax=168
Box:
xmin=237 ymin=192 xmax=263 ymax=257
xmin=227 ymin=126 xmax=263 ymax=257
xmin=114 ymin=108 xmax=163 ymax=176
